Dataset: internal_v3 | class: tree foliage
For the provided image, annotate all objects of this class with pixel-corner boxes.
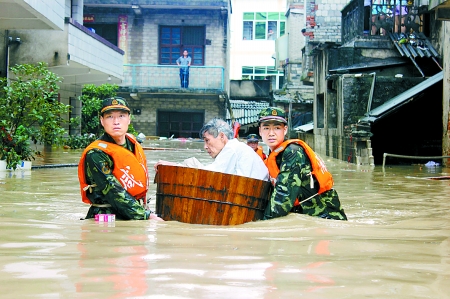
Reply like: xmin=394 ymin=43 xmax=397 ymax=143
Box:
xmin=0 ymin=62 xmax=71 ymax=169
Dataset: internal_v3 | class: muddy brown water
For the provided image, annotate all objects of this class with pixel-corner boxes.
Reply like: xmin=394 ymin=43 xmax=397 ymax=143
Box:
xmin=0 ymin=139 xmax=449 ymax=298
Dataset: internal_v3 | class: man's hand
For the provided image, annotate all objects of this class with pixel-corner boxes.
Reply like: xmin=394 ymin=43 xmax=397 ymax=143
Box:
xmin=154 ymin=160 xmax=178 ymax=172
xmin=149 ymin=213 xmax=164 ymax=221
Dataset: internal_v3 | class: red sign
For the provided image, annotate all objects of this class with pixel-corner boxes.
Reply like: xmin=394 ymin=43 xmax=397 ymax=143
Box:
xmin=83 ymin=14 xmax=95 ymax=23
xmin=118 ymin=15 xmax=128 ymax=63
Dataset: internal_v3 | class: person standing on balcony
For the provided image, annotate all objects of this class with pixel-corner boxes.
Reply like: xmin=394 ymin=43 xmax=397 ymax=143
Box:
xmin=78 ymin=97 xmax=163 ymax=221
xmin=176 ymin=50 xmax=191 ymax=88
xmin=258 ymin=107 xmax=347 ymax=221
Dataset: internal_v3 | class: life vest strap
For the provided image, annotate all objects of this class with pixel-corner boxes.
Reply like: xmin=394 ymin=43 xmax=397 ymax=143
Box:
xmin=294 ymin=192 xmax=319 ymax=206
xmin=83 ymin=184 xmax=97 ymax=193
xmin=91 ymin=203 xmax=112 ymax=208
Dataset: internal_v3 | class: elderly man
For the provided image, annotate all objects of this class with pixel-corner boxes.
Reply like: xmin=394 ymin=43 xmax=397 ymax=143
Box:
xmin=155 ymin=118 xmax=269 ymax=181
xmin=78 ymin=97 xmax=162 ymax=221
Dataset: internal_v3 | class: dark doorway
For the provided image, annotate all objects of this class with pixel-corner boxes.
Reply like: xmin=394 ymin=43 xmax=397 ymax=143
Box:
xmin=371 ymin=81 xmax=443 ymax=165
xmin=158 ymin=110 xmax=204 ymax=138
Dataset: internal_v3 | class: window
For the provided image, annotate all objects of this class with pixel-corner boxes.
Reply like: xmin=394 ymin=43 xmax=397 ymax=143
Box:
xmin=242 ymin=12 xmax=286 ymax=40
xmin=242 ymin=66 xmax=283 ymax=79
xmin=159 ymin=26 xmax=205 ymax=65
xmin=242 ymin=66 xmax=284 ymax=89
xmin=84 ymin=24 xmax=118 ymax=46
xmin=317 ymin=94 xmax=325 ymax=129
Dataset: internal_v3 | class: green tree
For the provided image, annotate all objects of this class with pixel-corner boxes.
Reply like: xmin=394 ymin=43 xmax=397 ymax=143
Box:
xmin=0 ymin=62 xmax=71 ymax=169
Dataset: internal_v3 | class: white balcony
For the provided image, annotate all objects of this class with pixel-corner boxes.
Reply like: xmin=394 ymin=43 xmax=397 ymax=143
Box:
xmin=7 ymin=18 xmax=124 ymax=88
xmin=0 ymin=0 xmax=64 ymax=30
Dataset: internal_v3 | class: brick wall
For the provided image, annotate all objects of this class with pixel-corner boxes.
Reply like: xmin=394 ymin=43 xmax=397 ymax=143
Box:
xmin=83 ymin=9 xmax=226 ymax=79
xmin=128 ymin=96 xmax=222 ymax=136
xmin=304 ymin=0 xmax=349 ymax=43
xmin=124 ymin=10 xmax=226 ymax=66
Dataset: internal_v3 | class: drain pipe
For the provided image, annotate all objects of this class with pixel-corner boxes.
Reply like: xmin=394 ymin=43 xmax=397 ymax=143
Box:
xmin=5 ymin=30 xmax=22 ymax=86
xmin=366 ymin=72 xmax=376 ymax=114
xmin=4 ymin=30 xmax=9 ymax=84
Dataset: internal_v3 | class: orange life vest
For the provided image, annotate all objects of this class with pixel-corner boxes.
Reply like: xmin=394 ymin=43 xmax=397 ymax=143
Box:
xmin=264 ymin=139 xmax=334 ymax=197
xmin=233 ymin=121 xmax=241 ymax=138
xmin=256 ymin=146 xmax=267 ymax=160
xmin=78 ymin=133 xmax=148 ymax=204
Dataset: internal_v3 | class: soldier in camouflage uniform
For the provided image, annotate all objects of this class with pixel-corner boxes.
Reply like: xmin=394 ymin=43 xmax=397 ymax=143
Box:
xmin=78 ymin=97 xmax=162 ymax=221
xmin=258 ymin=107 xmax=347 ymax=220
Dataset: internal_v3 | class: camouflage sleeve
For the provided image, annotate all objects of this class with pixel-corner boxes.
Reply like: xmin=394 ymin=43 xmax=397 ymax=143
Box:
xmin=85 ymin=149 xmax=150 ymax=220
xmin=264 ymin=144 xmax=312 ymax=220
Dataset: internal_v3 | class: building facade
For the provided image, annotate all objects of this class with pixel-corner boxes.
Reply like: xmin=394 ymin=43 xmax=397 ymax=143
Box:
xmin=83 ymin=0 xmax=230 ymax=138
xmin=0 ymin=0 xmax=125 ymax=135
xmin=229 ymin=0 xmax=286 ymax=90
xmin=317 ymin=0 xmax=445 ymax=165
xmin=278 ymin=0 xmax=450 ymax=166
xmin=0 ymin=0 xmax=231 ymax=139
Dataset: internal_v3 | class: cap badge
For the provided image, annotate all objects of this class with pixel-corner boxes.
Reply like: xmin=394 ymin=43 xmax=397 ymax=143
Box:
xmin=111 ymin=99 xmax=119 ymax=105
xmin=272 ymin=110 xmax=278 ymax=116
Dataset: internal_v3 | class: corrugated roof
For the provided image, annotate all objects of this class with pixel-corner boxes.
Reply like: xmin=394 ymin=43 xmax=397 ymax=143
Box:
xmin=359 ymin=71 xmax=443 ymax=123
xmin=226 ymin=100 xmax=269 ymax=126
xmin=389 ymin=32 xmax=440 ymax=60
xmin=389 ymin=32 xmax=442 ymax=77
xmin=329 ymin=57 xmax=408 ymax=74
xmin=293 ymin=122 xmax=314 ymax=132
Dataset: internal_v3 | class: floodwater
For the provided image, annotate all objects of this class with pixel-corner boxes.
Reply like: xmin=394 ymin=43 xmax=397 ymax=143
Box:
xmin=0 ymin=139 xmax=449 ymax=299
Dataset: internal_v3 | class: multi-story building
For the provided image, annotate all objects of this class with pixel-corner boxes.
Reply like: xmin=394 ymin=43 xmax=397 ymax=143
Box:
xmin=224 ymin=0 xmax=287 ymax=134
xmin=229 ymin=0 xmax=286 ymax=89
xmin=1 ymin=0 xmax=231 ymax=139
xmin=278 ymin=0 xmax=450 ymax=166
xmin=83 ymin=0 xmax=230 ymax=138
xmin=0 ymin=0 xmax=125 ymax=135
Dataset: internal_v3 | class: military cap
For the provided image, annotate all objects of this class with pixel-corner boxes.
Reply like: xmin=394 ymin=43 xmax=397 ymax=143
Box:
xmin=100 ymin=97 xmax=131 ymax=115
xmin=258 ymin=107 xmax=287 ymax=124
xmin=247 ymin=134 xmax=259 ymax=142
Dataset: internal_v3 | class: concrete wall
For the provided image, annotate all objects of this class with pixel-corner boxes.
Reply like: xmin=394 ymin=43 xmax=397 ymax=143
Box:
xmin=229 ymin=80 xmax=270 ymax=98
xmin=6 ymin=28 xmax=68 ymax=68
xmin=340 ymin=75 xmax=425 ymax=126
xmin=442 ymin=20 xmax=450 ymax=165
xmin=68 ymin=23 xmax=124 ymax=78
xmin=285 ymin=4 xmax=306 ymax=86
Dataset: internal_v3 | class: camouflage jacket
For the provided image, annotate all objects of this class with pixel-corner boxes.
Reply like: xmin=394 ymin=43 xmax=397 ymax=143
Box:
xmin=82 ymin=133 xmax=151 ymax=220
xmin=263 ymin=143 xmax=347 ymax=221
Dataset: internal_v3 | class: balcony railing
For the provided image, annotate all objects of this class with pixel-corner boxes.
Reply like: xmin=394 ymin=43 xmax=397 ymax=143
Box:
xmin=122 ymin=64 xmax=224 ymax=91
xmin=342 ymin=0 xmax=423 ymax=45
xmin=84 ymin=0 xmax=228 ymax=9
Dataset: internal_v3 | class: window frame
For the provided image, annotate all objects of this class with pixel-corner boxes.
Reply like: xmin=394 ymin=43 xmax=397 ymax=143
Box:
xmin=159 ymin=25 xmax=206 ymax=65
xmin=242 ymin=12 xmax=286 ymax=40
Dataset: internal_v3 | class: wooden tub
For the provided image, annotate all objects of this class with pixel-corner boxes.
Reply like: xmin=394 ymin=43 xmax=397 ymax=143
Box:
xmin=155 ymin=165 xmax=271 ymax=225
